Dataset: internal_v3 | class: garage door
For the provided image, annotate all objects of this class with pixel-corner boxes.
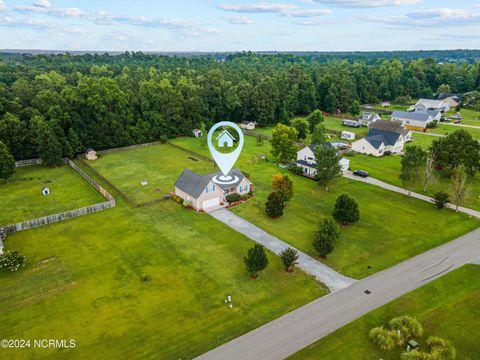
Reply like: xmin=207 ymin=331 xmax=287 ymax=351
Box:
xmin=202 ymin=197 xmax=220 ymax=210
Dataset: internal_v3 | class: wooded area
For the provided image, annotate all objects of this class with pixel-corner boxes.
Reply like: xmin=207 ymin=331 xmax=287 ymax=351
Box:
xmin=0 ymin=51 xmax=479 ymax=161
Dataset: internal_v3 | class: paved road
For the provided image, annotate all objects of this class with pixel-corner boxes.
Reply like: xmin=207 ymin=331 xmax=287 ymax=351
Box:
xmin=197 ymin=228 xmax=480 ymax=360
xmin=343 ymin=171 xmax=480 ymax=219
xmin=210 ymin=209 xmax=356 ymax=292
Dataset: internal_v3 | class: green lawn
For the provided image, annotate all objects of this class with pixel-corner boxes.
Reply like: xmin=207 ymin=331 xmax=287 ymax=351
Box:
xmin=0 ymin=165 xmax=104 ymax=225
xmin=169 ymin=136 xmax=479 ymax=279
xmin=290 ymin=264 xmax=480 ymax=360
xmin=0 ymin=163 xmax=326 ymax=359
xmin=87 ymin=144 xmax=214 ymax=204
xmin=455 ymin=108 xmax=480 ymax=126
xmin=429 ymin=123 xmax=480 ymax=140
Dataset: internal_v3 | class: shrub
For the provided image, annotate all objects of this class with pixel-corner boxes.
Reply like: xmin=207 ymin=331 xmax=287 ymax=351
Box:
xmin=369 ymin=327 xmax=399 ymax=351
xmin=272 ymin=173 xmax=294 ymax=202
xmin=333 ymin=194 xmax=360 ymax=225
xmin=288 ymin=164 xmax=304 ymax=175
xmin=401 ymin=337 xmax=456 ymax=360
xmin=279 ymin=248 xmax=299 ymax=272
xmin=244 ymin=244 xmax=269 ymax=278
xmin=265 ymin=191 xmax=285 ymax=218
xmin=226 ymin=193 xmax=242 ymax=204
xmin=313 ymin=217 xmax=340 ymax=257
xmin=0 ymin=250 xmax=26 ymax=271
xmin=389 ymin=315 xmax=424 ymax=340
xmin=140 ymin=273 xmax=152 ymax=282
xmin=432 ymin=191 xmax=450 ymax=209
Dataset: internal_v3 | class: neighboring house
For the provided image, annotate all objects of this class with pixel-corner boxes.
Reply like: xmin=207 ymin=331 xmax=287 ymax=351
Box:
xmin=359 ymin=112 xmax=381 ymax=126
xmin=341 ymin=131 xmax=356 ymax=141
xmin=352 ymin=120 xmax=411 ymax=157
xmin=240 ymin=121 xmax=256 ymax=130
xmin=174 ymin=168 xmax=252 ymax=212
xmin=192 ymin=129 xmax=203 ymax=138
xmin=342 ymin=119 xmax=361 ymax=128
xmin=391 ymin=110 xmax=439 ymax=130
xmin=85 ymin=149 xmax=97 ymax=161
xmin=437 ymin=93 xmax=462 ymax=108
xmin=295 ymin=143 xmax=350 ymax=177
xmin=381 ymin=101 xmax=391 ymax=107
xmin=217 ymin=130 xmax=235 ymax=148
xmin=414 ymin=98 xmax=450 ymax=113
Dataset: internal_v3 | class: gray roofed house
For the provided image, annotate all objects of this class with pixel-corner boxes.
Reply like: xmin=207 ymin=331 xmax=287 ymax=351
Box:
xmin=174 ymin=168 xmax=252 ymax=212
xmin=390 ymin=110 xmax=436 ymax=129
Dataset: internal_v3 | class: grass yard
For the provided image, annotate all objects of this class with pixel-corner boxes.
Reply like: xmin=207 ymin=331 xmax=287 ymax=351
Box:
xmin=0 ymin=165 xmax=104 ymax=226
xmin=0 ymin=165 xmax=326 ymax=359
xmin=290 ymin=264 xmax=480 ymax=360
xmin=169 ymin=136 xmax=479 ymax=279
xmin=428 ymin=123 xmax=480 ymax=139
xmin=87 ymin=144 xmax=214 ymax=204
xmin=457 ymin=108 xmax=480 ymax=126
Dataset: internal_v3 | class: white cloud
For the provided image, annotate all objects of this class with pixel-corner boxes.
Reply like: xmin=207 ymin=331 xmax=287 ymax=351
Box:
xmin=0 ymin=0 xmax=5 ymax=12
xmin=34 ymin=0 xmax=51 ymax=8
xmin=220 ymin=2 xmax=298 ymax=13
xmin=15 ymin=5 xmax=85 ymax=18
xmin=284 ymin=8 xmax=331 ymax=17
xmin=224 ymin=15 xmax=254 ymax=24
xmin=311 ymin=0 xmax=422 ymax=8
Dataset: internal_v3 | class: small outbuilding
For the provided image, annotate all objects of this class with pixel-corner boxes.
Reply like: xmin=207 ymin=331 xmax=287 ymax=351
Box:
xmin=86 ymin=149 xmax=97 ymax=161
xmin=192 ymin=129 xmax=203 ymax=138
xmin=42 ymin=187 xmax=50 ymax=196
xmin=240 ymin=121 xmax=256 ymax=130
xmin=341 ymin=131 xmax=356 ymax=141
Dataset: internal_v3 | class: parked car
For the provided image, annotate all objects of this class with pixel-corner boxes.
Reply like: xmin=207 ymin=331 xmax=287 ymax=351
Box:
xmin=353 ymin=170 xmax=369 ymax=178
xmin=453 ymin=120 xmax=461 ymax=124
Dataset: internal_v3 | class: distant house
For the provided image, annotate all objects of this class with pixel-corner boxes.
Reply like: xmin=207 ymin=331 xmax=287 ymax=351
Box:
xmin=217 ymin=130 xmax=235 ymax=148
xmin=351 ymin=120 xmax=411 ymax=157
xmin=391 ymin=110 xmax=440 ymax=130
xmin=240 ymin=121 xmax=256 ymax=130
xmin=342 ymin=119 xmax=361 ymax=128
xmin=359 ymin=112 xmax=381 ymax=126
xmin=295 ymin=143 xmax=350 ymax=177
xmin=174 ymin=168 xmax=252 ymax=212
xmin=192 ymin=129 xmax=203 ymax=138
xmin=414 ymin=98 xmax=450 ymax=113
xmin=381 ymin=101 xmax=391 ymax=107
xmin=341 ymin=131 xmax=356 ymax=141
xmin=437 ymin=93 xmax=462 ymax=108
xmin=85 ymin=149 xmax=97 ymax=161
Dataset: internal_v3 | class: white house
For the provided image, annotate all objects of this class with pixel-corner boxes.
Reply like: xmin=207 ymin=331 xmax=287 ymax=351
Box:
xmin=295 ymin=143 xmax=350 ymax=177
xmin=414 ymin=99 xmax=450 ymax=113
xmin=217 ymin=130 xmax=235 ymax=148
xmin=390 ymin=110 xmax=439 ymax=130
xmin=174 ymin=168 xmax=252 ymax=212
xmin=240 ymin=121 xmax=256 ymax=130
xmin=351 ymin=120 xmax=411 ymax=157
xmin=192 ymin=129 xmax=203 ymax=138
xmin=359 ymin=112 xmax=381 ymax=126
xmin=381 ymin=101 xmax=391 ymax=107
xmin=341 ymin=131 xmax=356 ymax=141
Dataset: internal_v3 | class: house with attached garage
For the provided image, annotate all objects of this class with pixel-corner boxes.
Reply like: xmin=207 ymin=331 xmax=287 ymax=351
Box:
xmin=359 ymin=112 xmax=381 ymax=126
xmin=351 ymin=120 xmax=411 ymax=157
xmin=413 ymin=98 xmax=450 ymax=113
xmin=391 ymin=110 xmax=440 ymax=130
xmin=295 ymin=143 xmax=350 ymax=177
xmin=174 ymin=168 xmax=252 ymax=212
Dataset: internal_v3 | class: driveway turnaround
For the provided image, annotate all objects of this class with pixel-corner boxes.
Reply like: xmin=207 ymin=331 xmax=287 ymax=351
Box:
xmin=209 ymin=208 xmax=355 ymax=292
xmin=344 ymin=171 xmax=480 ymax=219
xmin=197 ymin=227 xmax=480 ymax=360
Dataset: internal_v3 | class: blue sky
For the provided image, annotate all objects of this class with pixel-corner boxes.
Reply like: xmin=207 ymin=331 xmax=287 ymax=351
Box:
xmin=0 ymin=0 xmax=478 ymax=51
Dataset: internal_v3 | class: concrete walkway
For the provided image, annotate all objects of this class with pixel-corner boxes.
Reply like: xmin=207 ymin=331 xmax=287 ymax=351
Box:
xmin=209 ymin=208 xmax=356 ymax=292
xmin=197 ymin=227 xmax=480 ymax=360
xmin=343 ymin=171 xmax=480 ymax=219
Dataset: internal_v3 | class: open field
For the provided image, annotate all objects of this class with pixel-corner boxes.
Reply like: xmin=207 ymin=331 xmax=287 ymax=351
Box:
xmin=0 ymin=165 xmax=104 ymax=225
xmin=290 ymin=264 xmax=480 ymax=360
xmin=87 ymin=144 xmax=214 ymax=204
xmin=457 ymin=108 xmax=480 ymax=126
xmin=169 ymin=136 xmax=479 ymax=279
xmin=0 ymin=162 xmax=325 ymax=359
xmin=428 ymin=123 xmax=480 ymax=139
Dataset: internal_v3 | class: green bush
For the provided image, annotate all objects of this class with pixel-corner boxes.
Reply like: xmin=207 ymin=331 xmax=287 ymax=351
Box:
xmin=279 ymin=248 xmax=299 ymax=272
xmin=244 ymin=244 xmax=269 ymax=278
xmin=226 ymin=194 xmax=242 ymax=203
xmin=369 ymin=326 xmax=399 ymax=351
xmin=333 ymin=194 xmax=360 ymax=225
xmin=313 ymin=217 xmax=340 ymax=257
xmin=265 ymin=191 xmax=285 ymax=218
xmin=0 ymin=250 xmax=26 ymax=272
xmin=432 ymin=191 xmax=450 ymax=209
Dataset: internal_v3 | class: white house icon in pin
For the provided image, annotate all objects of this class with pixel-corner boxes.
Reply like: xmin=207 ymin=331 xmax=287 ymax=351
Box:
xmin=217 ymin=129 xmax=235 ymax=148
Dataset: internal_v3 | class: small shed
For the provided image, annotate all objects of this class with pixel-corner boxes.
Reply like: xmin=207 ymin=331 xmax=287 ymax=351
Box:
xmin=240 ymin=121 xmax=256 ymax=130
xmin=192 ymin=129 xmax=203 ymax=138
xmin=42 ymin=187 xmax=50 ymax=196
xmin=381 ymin=101 xmax=391 ymax=107
xmin=86 ymin=149 xmax=97 ymax=161
xmin=341 ymin=131 xmax=356 ymax=141
xmin=339 ymin=158 xmax=350 ymax=173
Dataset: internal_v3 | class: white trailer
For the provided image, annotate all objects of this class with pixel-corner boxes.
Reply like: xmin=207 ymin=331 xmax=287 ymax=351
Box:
xmin=341 ymin=131 xmax=356 ymax=141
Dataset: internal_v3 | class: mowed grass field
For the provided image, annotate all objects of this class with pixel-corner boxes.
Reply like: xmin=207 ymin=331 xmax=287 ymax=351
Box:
xmin=87 ymin=144 xmax=215 ymax=204
xmin=0 ymin=162 xmax=326 ymax=359
xmin=0 ymin=165 xmax=104 ymax=225
xmin=290 ymin=264 xmax=480 ymax=360
xmin=169 ymin=136 xmax=479 ymax=279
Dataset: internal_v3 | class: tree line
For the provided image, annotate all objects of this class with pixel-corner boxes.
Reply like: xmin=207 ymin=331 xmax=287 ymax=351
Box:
xmin=0 ymin=52 xmax=479 ymax=162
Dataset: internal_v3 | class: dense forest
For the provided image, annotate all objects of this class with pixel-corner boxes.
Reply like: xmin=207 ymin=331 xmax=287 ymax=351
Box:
xmin=0 ymin=51 xmax=479 ymax=161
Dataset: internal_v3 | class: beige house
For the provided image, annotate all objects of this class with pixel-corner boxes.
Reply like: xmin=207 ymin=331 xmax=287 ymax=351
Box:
xmin=240 ymin=121 xmax=256 ymax=130
xmin=85 ymin=149 xmax=97 ymax=160
xmin=174 ymin=168 xmax=252 ymax=212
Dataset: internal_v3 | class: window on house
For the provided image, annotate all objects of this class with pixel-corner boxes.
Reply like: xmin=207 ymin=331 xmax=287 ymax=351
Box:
xmin=239 ymin=186 xmax=243 ymax=192
xmin=245 ymin=184 xmax=248 ymax=192
xmin=212 ymin=185 xmax=215 ymax=191
xmin=205 ymin=186 xmax=208 ymax=193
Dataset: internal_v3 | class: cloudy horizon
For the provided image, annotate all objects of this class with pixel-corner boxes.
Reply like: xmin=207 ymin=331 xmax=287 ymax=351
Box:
xmin=0 ymin=0 xmax=478 ymax=51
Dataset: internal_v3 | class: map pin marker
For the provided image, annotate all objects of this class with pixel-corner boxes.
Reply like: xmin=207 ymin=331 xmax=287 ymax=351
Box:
xmin=207 ymin=121 xmax=244 ymax=185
